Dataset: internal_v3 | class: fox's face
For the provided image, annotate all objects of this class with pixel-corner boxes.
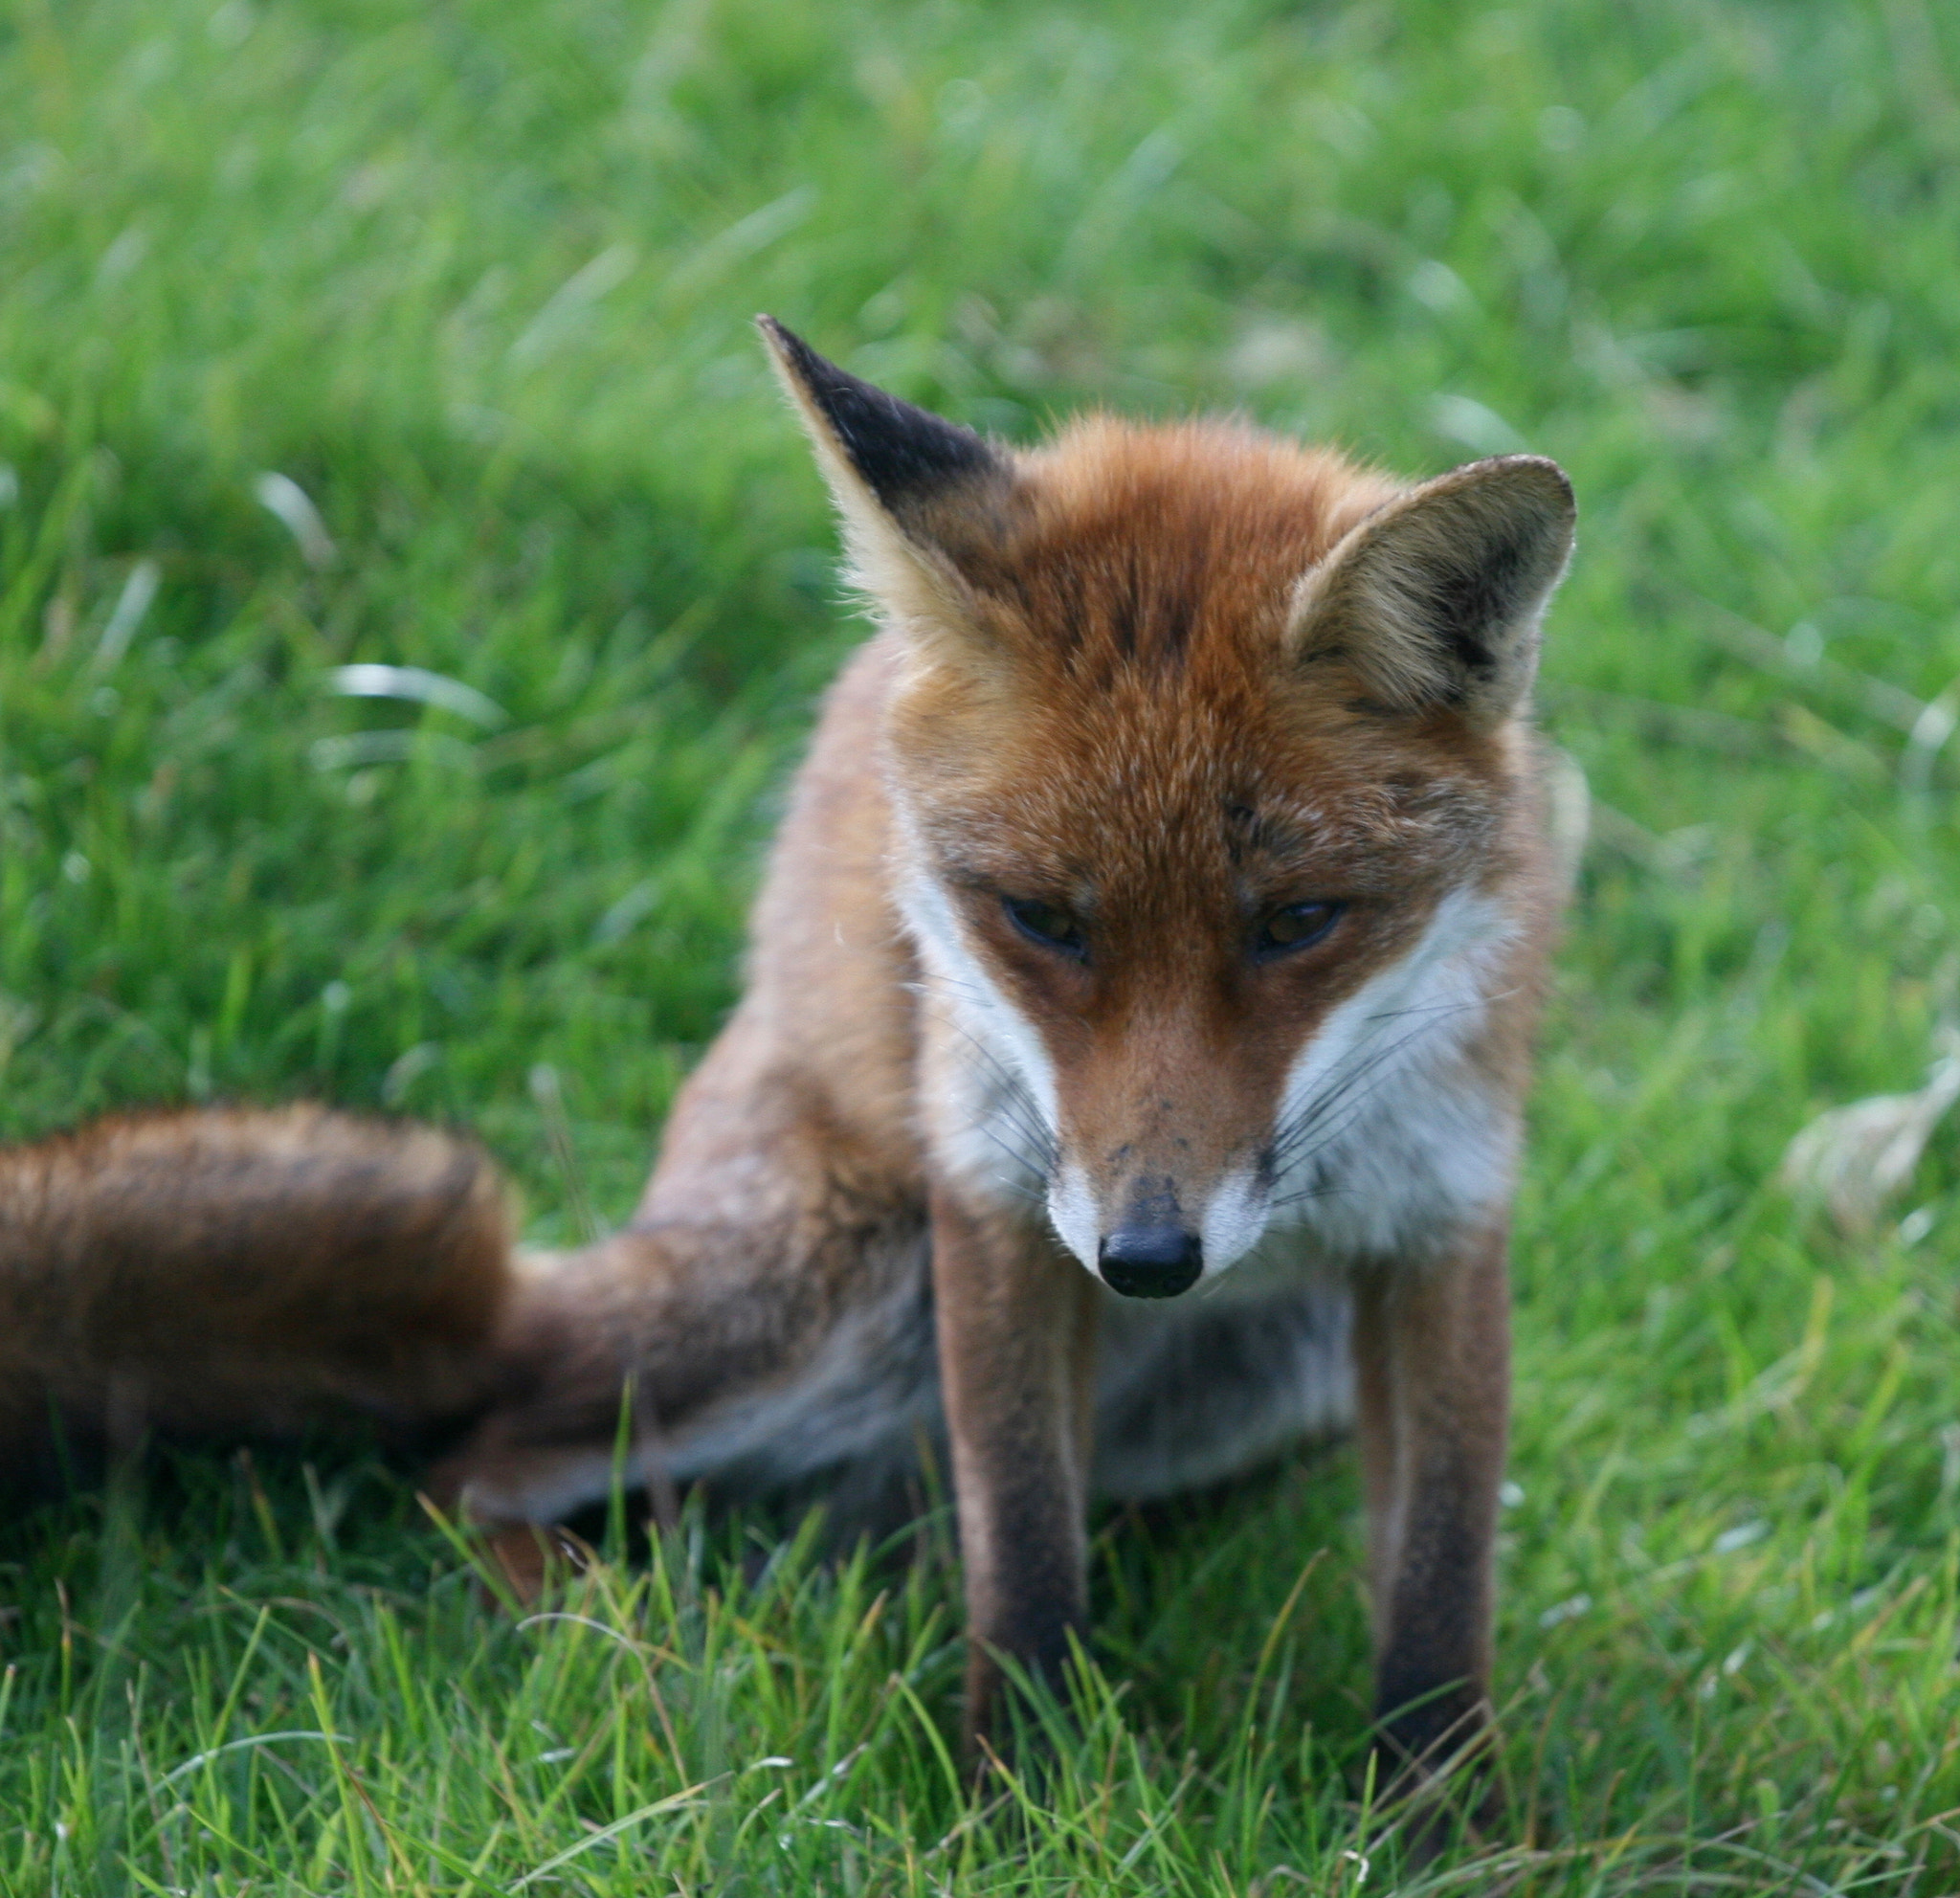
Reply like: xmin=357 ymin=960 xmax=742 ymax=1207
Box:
xmin=762 ymin=320 xmax=1573 ymax=1295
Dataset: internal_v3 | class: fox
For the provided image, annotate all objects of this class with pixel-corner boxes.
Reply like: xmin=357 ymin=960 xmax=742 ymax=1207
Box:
xmin=1 ymin=318 xmax=1575 ymax=1811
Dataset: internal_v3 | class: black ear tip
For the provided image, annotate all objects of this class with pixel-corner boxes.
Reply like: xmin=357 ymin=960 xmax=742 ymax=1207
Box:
xmin=755 ymin=313 xmax=811 ymax=369
xmin=754 ymin=317 xmax=858 ymax=414
xmin=754 ymin=321 xmax=1003 ymax=513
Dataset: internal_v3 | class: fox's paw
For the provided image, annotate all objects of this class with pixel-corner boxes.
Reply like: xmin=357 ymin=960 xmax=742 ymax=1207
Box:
xmin=1366 ymin=1705 xmax=1505 ymax=1866
xmin=479 ymin=1521 xmax=598 ymax=1607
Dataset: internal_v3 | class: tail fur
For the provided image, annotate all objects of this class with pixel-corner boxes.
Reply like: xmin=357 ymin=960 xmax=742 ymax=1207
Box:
xmin=0 ymin=1105 xmax=515 ymax=1495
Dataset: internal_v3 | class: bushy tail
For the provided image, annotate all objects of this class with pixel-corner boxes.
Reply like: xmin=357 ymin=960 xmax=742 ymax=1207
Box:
xmin=0 ymin=1105 xmax=515 ymax=1494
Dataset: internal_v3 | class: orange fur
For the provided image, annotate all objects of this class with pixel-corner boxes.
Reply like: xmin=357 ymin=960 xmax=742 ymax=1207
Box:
xmin=0 ymin=1107 xmax=511 ymax=1493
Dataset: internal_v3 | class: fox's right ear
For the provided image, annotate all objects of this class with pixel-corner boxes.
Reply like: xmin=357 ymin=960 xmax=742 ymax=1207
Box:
xmin=1287 ymin=454 xmax=1574 ymax=726
xmin=757 ymin=317 xmax=1014 ymax=660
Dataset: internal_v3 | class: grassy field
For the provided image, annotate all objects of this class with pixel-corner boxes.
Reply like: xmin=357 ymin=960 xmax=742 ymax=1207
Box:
xmin=5 ymin=0 xmax=1960 ymax=1888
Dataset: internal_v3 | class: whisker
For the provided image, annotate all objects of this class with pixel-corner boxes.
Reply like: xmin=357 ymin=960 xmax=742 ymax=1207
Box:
xmin=960 ymin=1060 xmax=1057 ymax=1171
xmin=1269 ymin=1178 xmax=1360 ymax=1212
xmin=1270 ymin=1016 xmax=1450 ymax=1166
xmin=909 ymin=988 xmax=1059 ymax=1185
xmin=971 ymin=1099 xmax=1055 ymax=1182
xmin=1356 ymin=985 xmax=1518 ymax=1026
xmin=1269 ymin=993 xmax=1488 ymax=1171
xmin=1271 ymin=1033 xmax=1437 ymax=1170
xmin=1268 ymin=1029 xmax=1470 ymax=1204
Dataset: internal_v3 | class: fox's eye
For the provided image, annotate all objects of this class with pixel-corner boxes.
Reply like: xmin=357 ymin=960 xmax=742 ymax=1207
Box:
xmin=1004 ymin=897 xmax=1087 ymax=960
xmin=1257 ymin=901 xmax=1343 ymax=958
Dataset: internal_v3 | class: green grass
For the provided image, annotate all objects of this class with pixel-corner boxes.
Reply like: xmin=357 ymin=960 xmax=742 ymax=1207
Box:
xmin=5 ymin=0 xmax=1960 ymax=1887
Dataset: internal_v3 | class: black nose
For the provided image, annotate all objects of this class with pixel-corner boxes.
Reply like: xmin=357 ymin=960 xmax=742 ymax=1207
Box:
xmin=1098 ymin=1226 xmax=1203 ymax=1299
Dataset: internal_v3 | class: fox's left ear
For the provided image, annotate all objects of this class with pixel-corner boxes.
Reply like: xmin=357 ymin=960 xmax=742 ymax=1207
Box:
xmin=757 ymin=317 xmax=1014 ymax=659
xmin=1287 ymin=455 xmax=1574 ymax=726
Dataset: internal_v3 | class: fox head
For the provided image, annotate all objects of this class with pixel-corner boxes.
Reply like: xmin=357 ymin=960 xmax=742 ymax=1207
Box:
xmin=762 ymin=318 xmax=1574 ymax=1297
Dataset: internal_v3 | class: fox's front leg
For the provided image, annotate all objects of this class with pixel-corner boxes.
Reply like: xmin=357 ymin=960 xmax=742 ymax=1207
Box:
xmin=1352 ymin=1222 xmax=1510 ymax=1814
xmin=929 ymin=1185 xmax=1102 ymax=1751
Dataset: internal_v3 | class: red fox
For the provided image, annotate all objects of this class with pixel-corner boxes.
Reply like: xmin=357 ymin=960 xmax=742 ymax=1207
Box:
xmin=2 ymin=320 xmax=1574 ymax=1803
